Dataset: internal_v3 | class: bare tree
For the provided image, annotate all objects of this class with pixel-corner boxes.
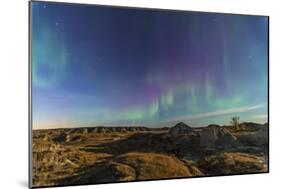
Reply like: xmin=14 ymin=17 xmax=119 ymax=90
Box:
xmin=231 ymin=116 xmax=240 ymax=131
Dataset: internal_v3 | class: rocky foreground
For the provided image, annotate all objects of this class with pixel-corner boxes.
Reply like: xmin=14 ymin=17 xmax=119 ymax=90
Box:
xmin=32 ymin=122 xmax=268 ymax=187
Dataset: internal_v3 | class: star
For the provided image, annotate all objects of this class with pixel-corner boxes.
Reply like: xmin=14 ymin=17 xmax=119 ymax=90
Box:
xmin=32 ymin=2 xmax=268 ymax=128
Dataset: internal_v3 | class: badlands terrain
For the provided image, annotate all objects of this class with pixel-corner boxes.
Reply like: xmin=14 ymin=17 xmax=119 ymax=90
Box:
xmin=32 ymin=122 xmax=268 ymax=187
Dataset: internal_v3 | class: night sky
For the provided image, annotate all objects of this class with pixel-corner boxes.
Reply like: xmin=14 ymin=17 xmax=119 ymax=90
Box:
xmin=31 ymin=2 xmax=268 ymax=129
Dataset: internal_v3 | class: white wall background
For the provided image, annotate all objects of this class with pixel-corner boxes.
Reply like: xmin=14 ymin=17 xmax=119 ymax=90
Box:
xmin=0 ymin=0 xmax=280 ymax=188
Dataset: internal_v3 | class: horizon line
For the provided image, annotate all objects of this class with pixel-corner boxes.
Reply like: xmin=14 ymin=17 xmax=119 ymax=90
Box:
xmin=32 ymin=120 xmax=268 ymax=131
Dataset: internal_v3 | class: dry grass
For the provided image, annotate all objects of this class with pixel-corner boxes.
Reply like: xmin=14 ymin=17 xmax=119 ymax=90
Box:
xmin=199 ymin=152 xmax=267 ymax=175
xmin=32 ymin=136 xmax=112 ymax=187
xmin=112 ymin=152 xmax=203 ymax=180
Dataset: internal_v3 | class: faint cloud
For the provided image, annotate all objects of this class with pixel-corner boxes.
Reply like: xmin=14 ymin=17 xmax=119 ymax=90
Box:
xmin=252 ymin=114 xmax=268 ymax=119
xmin=166 ymin=103 xmax=265 ymax=122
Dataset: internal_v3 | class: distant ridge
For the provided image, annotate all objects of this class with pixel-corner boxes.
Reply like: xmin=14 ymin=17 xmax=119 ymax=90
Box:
xmin=168 ymin=122 xmax=195 ymax=137
xmin=34 ymin=126 xmax=169 ymax=133
xmin=33 ymin=122 xmax=268 ymax=131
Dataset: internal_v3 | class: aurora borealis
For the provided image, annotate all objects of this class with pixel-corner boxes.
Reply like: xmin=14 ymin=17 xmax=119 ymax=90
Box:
xmin=31 ymin=2 xmax=268 ymax=129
